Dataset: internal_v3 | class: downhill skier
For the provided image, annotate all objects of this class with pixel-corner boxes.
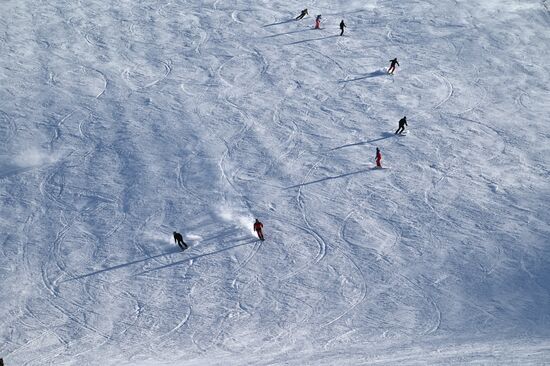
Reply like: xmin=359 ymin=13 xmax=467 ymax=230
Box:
xmin=375 ymin=148 xmax=382 ymax=168
xmin=253 ymin=219 xmax=265 ymax=241
xmin=173 ymin=231 xmax=188 ymax=250
xmin=295 ymin=8 xmax=308 ymax=20
xmin=388 ymin=58 xmax=399 ymax=74
xmin=395 ymin=116 xmax=408 ymax=134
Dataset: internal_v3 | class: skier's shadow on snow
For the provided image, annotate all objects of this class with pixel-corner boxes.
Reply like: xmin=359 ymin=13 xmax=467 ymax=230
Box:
xmin=65 ymin=248 xmax=184 ymax=282
xmin=135 ymin=238 xmax=258 ymax=276
xmin=0 ymin=163 xmax=34 ymax=179
xmin=286 ymin=34 xmax=339 ymax=45
xmin=262 ymin=19 xmax=295 ymax=28
xmin=329 ymin=132 xmax=394 ymax=151
xmin=263 ymin=28 xmax=314 ymax=38
xmin=339 ymin=69 xmax=387 ymax=83
xmin=284 ymin=169 xmax=375 ymax=190
xmin=66 ymin=236 xmax=254 ymax=281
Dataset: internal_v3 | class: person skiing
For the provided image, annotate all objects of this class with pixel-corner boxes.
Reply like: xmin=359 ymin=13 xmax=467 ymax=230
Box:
xmin=388 ymin=58 xmax=399 ymax=74
xmin=375 ymin=148 xmax=382 ymax=168
xmin=253 ymin=219 xmax=264 ymax=241
xmin=315 ymin=14 xmax=322 ymax=29
xmin=173 ymin=231 xmax=188 ymax=250
xmin=295 ymin=8 xmax=308 ymax=20
xmin=339 ymin=20 xmax=346 ymax=36
xmin=395 ymin=116 xmax=407 ymax=134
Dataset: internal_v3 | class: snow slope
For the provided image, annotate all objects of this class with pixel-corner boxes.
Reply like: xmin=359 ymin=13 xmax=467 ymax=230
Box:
xmin=1 ymin=0 xmax=549 ymax=364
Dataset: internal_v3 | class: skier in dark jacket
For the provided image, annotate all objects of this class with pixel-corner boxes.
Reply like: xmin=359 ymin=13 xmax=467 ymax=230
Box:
xmin=295 ymin=9 xmax=308 ymax=20
xmin=253 ymin=219 xmax=264 ymax=240
xmin=339 ymin=20 xmax=346 ymax=36
xmin=375 ymin=148 xmax=382 ymax=168
xmin=395 ymin=116 xmax=407 ymax=134
xmin=388 ymin=58 xmax=399 ymax=74
xmin=173 ymin=231 xmax=188 ymax=250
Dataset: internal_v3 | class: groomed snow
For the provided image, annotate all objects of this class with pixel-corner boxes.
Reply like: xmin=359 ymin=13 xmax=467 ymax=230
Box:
xmin=0 ymin=0 xmax=549 ymax=365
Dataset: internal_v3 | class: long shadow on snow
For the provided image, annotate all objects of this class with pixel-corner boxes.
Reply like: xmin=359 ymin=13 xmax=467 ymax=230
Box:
xmin=329 ymin=132 xmax=395 ymax=151
xmin=65 ymin=249 xmax=183 ymax=281
xmin=286 ymin=34 xmax=339 ymax=45
xmin=0 ymin=163 xmax=35 ymax=178
xmin=201 ymin=228 xmax=241 ymax=242
xmin=135 ymin=238 xmax=258 ymax=276
xmin=262 ymin=19 xmax=295 ymax=28
xmin=263 ymin=28 xmax=314 ymax=38
xmin=284 ymin=169 xmax=377 ymax=190
xmin=66 ymin=237 xmax=254 ymax=281
xmin=339 ymin=69 xmax=387 ymax=83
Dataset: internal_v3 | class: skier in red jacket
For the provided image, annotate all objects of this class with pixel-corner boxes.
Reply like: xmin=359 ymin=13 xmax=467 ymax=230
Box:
xmin=315 ymin=15 xmax=322 ymax=29
xmin=375 ymin=148 xmax=382 ymax=168
xmin=253 ymin=219 xmax=264 ymax=240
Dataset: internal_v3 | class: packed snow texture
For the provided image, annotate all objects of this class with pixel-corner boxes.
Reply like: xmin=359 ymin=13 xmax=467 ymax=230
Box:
xmin=1 ymin=0 xmax=549 ymax=365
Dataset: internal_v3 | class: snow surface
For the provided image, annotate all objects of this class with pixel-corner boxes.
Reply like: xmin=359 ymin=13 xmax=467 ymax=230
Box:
xmin=1 ymin=0 xmax=549 ymax=364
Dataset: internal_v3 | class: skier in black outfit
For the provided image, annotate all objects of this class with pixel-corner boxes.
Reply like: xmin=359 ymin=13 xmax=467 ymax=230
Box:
xmin=388 ymin=58 xmax=399 ymax=74
xmin=395 ymin=116 xmax=407 ymax=134
xmin=173 ymin=231 xmax=188 ymax=250
xmin=339 ymin=20 xmax=346 ymax=36
xmin=295 ymin=9 xmax=308 ymax=20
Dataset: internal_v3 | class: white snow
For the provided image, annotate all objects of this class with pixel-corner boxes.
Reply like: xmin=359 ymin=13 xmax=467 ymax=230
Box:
xmin=1 ymin=0 xmax=549 ymax=365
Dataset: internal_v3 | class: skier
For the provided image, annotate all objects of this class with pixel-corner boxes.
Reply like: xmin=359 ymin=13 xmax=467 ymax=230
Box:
xmin=339 ymin=19 xmax=346 ymax=36
xmin=173 ymin=231 xmax=188 ymax=250
xmin=388 ymin=58 xmax=399 ymax=74
xmin=315 ymin=14 xmax=322 ymax=29
xmin=295 ymin=8 xmax=308 ymax=20
xmin=375 ymin=148 xmax=382 ymax=168
xmin=253 ymin=219 xmax=264 ymax=241
xmin=395 ymin=116 xmax=407 ymax=134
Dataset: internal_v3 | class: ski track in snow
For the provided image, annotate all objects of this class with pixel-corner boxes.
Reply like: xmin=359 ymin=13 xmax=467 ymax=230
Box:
xmin=432 ymin=72 xmax=454 ymax=110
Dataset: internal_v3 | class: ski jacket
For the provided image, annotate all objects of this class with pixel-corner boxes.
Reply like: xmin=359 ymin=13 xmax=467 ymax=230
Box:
xmin=340 ymin=21 xmax=346 ymax=29
xmin=254 ymin=222 xmax=263 ymax=232
xmin=376 ymin=151 xmax=382 ymax=161
xmin=399 ymin=117 xmax=407 ymax=127
xmin=390 ymin=59 xmax=399 ymax=67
